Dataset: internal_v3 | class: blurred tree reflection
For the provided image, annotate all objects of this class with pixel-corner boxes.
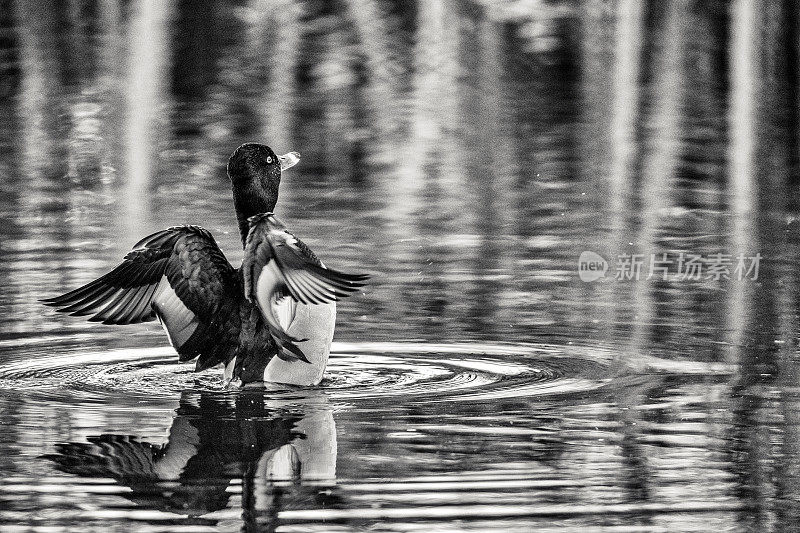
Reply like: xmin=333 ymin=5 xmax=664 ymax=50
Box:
xmin=1 ymin=0 xmax=800 ymax=371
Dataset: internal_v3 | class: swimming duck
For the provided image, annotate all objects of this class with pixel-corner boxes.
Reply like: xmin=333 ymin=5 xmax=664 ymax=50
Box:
xmin=42 ymin=143 xmax=368 ymax=386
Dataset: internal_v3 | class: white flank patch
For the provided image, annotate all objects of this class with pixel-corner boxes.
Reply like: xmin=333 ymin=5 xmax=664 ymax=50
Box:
xmin=264 ymin=301 xmax=336 ymax=386
xmin=152 ymin=277 xmax=198 ymax=349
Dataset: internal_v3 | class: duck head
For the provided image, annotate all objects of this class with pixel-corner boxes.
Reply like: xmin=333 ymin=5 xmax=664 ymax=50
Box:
xmin=228 ymin=143 xmax=300 ymax=245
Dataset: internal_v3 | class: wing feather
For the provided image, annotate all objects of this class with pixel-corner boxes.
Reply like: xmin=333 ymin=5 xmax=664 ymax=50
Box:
xmin=289 ymin=270 xmax=335 ymax=304
xmin=42 ymin=226 xmax=241 ymax=369
xmin=122 ymin=283 xmax=160 ymax=324
xmin=64 ymin=287 xmax=124 ymax=316
xmin=281 ymin=268 xmax=328 ymax=305
xmin=243 ymin=213 xmax=368 ymax=363
xmin=273 ymin=249 xmax=367 ymax=304
xmin=90 ymin=285 xmax=146 ymax=323
xmin=104 ymin=284 xmax=150 ymax=325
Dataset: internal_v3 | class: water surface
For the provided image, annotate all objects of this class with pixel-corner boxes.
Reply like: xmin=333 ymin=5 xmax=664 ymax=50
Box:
xmin=2 ymin=1 xmax=800 ymax=531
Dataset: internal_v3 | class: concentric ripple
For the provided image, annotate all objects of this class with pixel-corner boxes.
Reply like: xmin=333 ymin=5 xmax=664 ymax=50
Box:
xmin=0 ymin=342 xmax=615 ymax=402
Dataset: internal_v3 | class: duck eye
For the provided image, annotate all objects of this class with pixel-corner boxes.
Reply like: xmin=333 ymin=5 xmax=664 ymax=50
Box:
xmin=266 ymin=156 xmax=273 ymax=164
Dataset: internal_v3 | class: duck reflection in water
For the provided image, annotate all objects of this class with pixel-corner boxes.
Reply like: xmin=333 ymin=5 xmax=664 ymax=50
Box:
xmin=45 ymin=390 xmax=339 ymax=530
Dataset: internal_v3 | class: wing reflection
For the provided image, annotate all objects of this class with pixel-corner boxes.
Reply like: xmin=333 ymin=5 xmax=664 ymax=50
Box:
xmin=44 ymin=389 xmax=339 ymax=527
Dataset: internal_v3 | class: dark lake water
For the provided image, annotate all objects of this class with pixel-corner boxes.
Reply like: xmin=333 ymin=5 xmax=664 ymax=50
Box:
xmin=2 ymin=0 xmax=800 ymax=531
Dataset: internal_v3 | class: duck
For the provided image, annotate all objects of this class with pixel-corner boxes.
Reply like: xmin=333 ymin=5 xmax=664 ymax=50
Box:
xmin=41 ymin=143 xmax=369 ymax=386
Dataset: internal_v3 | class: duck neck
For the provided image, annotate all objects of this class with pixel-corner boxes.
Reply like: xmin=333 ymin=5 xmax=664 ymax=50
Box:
xmin=233 ymin=191 xmax=277 ymax=248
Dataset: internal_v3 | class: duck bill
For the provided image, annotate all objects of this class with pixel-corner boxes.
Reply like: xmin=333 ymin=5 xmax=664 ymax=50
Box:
xmin=279 ymin=152 xmax=300 ymax=171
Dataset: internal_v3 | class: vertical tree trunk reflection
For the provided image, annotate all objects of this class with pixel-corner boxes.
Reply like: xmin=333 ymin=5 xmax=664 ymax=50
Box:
xmin=124 ymin=0 xmax=174 ymax=237
xmin=607 ymin=0 xmax=643 ymax=368
xmin=629 ymin=0 xmax=687 ymax=366
xmin=726 ymin=0 xmax=758 ymax=370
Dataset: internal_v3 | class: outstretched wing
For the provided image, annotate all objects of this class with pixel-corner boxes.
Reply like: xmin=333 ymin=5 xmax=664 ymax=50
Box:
xmin=42 ymin=226 xmax=241 ymax=370
xmin=43 ymin=432 xmax=233 ymax=514
xmin=242 ymin=213 xmax=368 ymax=362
